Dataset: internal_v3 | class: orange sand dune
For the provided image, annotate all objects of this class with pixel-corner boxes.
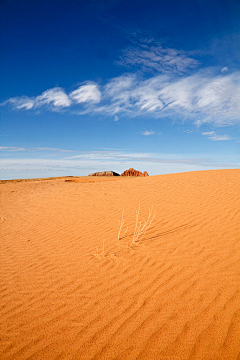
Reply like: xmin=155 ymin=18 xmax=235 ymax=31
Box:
xmin=0 ymin=169 xmax=239 ymax=360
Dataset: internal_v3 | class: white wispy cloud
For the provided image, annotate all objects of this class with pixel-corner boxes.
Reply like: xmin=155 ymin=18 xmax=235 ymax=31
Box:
xmin=133 ymin=79 xmax=165 ymax=112
xmin=201 ymin=131 xmax=232 ymax=141
xmin=69 ymin=83 xmax=101 ymax=104
xmin=3 ymin=87 xmax=71 ymax=110
xmin=0 ymin=146 xmax=27 ymax=151
xmin=195 ymin=74 xmax=240 ymax=120
xmin=64 ymin=150 xmax=228 ymax=168
xmin=1 ymin=147 xmax=238 ymax=180
xmin=2 ymin=84 xmax=101 ymax=111
xmin=2 ymin=44 xmax=240 ymax=126
xmin=35 ymin=147 xmax=74 ymax=152
xmin=117 ymin=44 xmax=199 ymax=73
xmin=105 ymin=75 xmax=136 ymax=97
xmin=0 ymin=146 xmax=74 ymax=152
xmin=1 ymin=150 xmax=237 ymax=180
xmin=3 ymin=97 xmax=35 ymax=110
xmin=35 ymin=88 xmax=71 ymax=108
xmin=142 ymin=130 xmax=154 ymax=136
xmin=95 ymin=70 xmax=240 ymax=125
xmin=221 ymin=67 xmax=228 ymax=73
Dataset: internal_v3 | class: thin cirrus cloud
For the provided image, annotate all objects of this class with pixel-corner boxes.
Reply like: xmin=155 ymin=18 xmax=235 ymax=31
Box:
xmin=0 ymin=146 xmax=73 ymax=152
xmin=116 ymin=43 xmax=199 ymax=74
xmin=0 ymin=146 xmax=27 ymax=151
xmin=94 ymin=70 xmax=240 ymax=125
xmin=201 ymin=131 xmax=232 ymax=141
xmin=61 ymin=150 xmax=238 ymax=169
xmin=221 ymin=67 xmax=228 ymax=73
xmin=142 ymin=130 xmax=155 ymax=136
xmin=1 ymin=150 xmax=238 ymax=179
xmin=2 ymin=44 xmax=240 ymax=126
xmin=4 ymin=97 xmax=35 ymax=110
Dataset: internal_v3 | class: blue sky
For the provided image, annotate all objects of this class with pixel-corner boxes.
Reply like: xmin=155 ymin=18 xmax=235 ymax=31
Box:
xmin=0 ymin=0 xmax=239 ymax=179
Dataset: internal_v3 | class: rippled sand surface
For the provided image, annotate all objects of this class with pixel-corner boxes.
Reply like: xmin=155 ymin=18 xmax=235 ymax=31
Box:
xmin=1 ymin=169 xmax=239 ymax=360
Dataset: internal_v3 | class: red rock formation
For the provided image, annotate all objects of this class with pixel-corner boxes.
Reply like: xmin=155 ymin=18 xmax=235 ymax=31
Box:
xmin=121 ymin=168 xmax=149 ymax=177
xmin=88 ymin=171 xmax=120 ymax=176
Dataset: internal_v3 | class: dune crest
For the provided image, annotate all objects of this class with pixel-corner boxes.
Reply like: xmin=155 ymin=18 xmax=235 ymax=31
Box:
xmin=0 ymin=169 xmax=239 ymax=360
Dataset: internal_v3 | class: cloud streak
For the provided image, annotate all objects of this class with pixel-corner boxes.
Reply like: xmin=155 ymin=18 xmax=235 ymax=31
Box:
xmin=1 ymin=149 xmax=238 ymax=180
xmin=2 ymin=83 xmax=101 ymax=111
xmin=142 ymin=130 xmax=154 ymax=136
xmin=0 ymin=150 xmax=237 ymax=174
xmin=3 ymin=87 xmax=71 ymax=110
xmin=64 ymin=150 xmax=237 ymax=169
xmin=35 ymin=88 xmax=71 ymax=108
xmin=0 ymin=146 xmax=27 ymax=151
xmin=202 ymin=131 xmax=232 ymax=141
xmin=69 ymin=83 xmax=101 ymax=104
xmin=117 ymin=44 xmax=199 ymax=74
xmin=0 ymin=146 xmax=74 ymax=152
xmin=2 ymin=45 xmax=240 ymax=126
xmin=91 ymin=70 xmax=240 ymax=126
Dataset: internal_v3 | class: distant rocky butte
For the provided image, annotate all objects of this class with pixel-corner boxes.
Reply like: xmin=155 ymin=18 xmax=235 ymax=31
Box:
xmin=121 ymin=168 xmax=149 ymax=177
xmin=88 ymin=171 xmax=120 ymax=176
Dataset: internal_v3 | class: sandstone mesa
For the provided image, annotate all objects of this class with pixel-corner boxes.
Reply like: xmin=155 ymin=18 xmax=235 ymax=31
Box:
xmin=88 ymin=171 xmax=120 ymax=176
xmin=121 ymin=168 xmax=149 ymax=177
xmin=89 ymin=168 xmax=149 ymax=177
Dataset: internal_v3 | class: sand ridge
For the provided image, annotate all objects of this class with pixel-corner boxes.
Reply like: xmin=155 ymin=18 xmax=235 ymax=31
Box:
xmin=0 ymin=169 xmax=240 ymax=359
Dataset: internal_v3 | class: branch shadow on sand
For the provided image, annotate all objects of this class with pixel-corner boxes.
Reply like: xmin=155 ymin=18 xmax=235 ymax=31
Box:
xmin=138 ymin=222 xmax=197 ymax=245
xmin=119 ymin=222 xmax=197 ymax=250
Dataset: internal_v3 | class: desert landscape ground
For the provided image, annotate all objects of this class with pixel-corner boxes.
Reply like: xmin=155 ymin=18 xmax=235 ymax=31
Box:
xmin=0 ymin=169 xmax=239 ymax=360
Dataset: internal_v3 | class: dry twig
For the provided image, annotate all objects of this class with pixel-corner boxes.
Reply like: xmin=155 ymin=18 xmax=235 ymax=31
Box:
xmin=118 ymin=209 xmax=128 ymax=241
xmin=129 ymin=203 xmax=156 ymax=248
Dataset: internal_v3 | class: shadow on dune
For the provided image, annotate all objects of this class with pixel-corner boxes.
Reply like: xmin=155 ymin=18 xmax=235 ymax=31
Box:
xmin=144 ymin=222 xmax=197 ymax=242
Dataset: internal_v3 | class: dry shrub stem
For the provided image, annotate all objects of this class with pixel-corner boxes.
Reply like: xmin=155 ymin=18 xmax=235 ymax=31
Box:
xmin=89 ymin=204 xmax=155 ymax=257
xmin=118 ymin=209 xmax=128 ymax=240
xmin=129 ymin=203 xmax=156 ymax=248
xmin=117 ymin=204 xmax=156 ymax=248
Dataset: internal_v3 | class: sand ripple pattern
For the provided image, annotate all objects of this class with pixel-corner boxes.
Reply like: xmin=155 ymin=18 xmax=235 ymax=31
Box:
xmin=0 ymin=170 xmax=239 ymax=359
